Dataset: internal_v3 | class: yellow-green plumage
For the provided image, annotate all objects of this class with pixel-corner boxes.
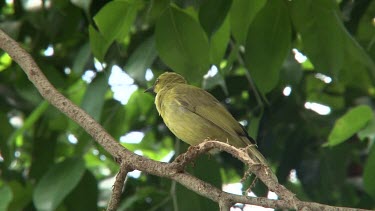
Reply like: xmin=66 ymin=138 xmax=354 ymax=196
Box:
xmin=146 ymin=72 xmax=270 ymax=168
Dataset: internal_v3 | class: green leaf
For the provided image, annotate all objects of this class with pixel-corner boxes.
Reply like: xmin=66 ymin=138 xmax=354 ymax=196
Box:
xmin=81 ymin=73 xmax=109 ymax=121
xmin=176 ymin=155 xmax=220 ymax=211
xmin=340 ymin=34 xmax=375 ymax=91
xmin=325 ymin=105 xmax=373 ymax=147
xmin=72 ymin=42 xmax=91 ymax=76
xmin=14 ymin=71 xmax=43 ymax=105
xmin=102 ymin=100 xmax=127 ymax=139
xmin=8 ymin=101 xmax=49 ymax=145
xmin=248 ymin=111 xmax=262 ymax=140
xmin=0 ymin=52 xmax=12 ymax=72
xmin=245 ymin=0 xmax=291 ymax=93
xmin=305 ymin=76 xmax=345 ymax=110
xmin=119 ymin=186 xmax=168 ymax=210
xmin=40 ymin=64 xmax=66 ymax=89
xmin=28 ymin=130 xmax=58 ymax=179
xmin=124 ymin=36 xmax=157 ymax=86
xmin=33 ymin=158 xmax=86 ymax=211
xmin=318 ymin=146 xmax=352 ymax=200
xmin=358 ymin=117 xmax=375 ymax=141
xmin=135 ymin=132 xmax=174 ymax=161
xmin=46 ymin=107 xmax=69 ymax=131
xmin=209 ymin=17 xmax=230 ymax=65
xmin=124 ymin=90 xmax=155 ymax=132
xmin=64 ymin=171 xmax=98 ymax=211
xmin=93 ymin=0 xmax=140 ymax=43
xmin=144 ymin=0 xmax=170 ymax=24
xmin=70 ymin=0 xmax=92 ymax=14
xmin=230 ymin=0 xmax=266 ymax=44
xmin=66 ymin=80 xmax=87 ymax=106
xmin=198 ymin=0 xmax=232 ymax=37
xmin=8 ymin=181 xmax=32 ymax=211
xmin=88 ymin=25 xmax=111 ymax=61
xmin=155 ymin=6 xmax=210 ymax=83
xmin=290 ymin=0 xmax=344 ymax=77
xmin=0 ymin=182 xmax=12 ymax=211
xmin=364 ymin=144 xmax=375 ymax=199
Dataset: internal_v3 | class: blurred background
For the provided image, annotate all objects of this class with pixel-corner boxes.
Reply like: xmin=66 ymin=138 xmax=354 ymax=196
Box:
xmin=1 ymin=0 xmax=375 ymax=210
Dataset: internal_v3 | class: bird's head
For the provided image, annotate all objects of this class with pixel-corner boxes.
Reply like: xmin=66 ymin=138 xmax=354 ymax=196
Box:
xmin=145 ymin=72 xmax=187 ymax=94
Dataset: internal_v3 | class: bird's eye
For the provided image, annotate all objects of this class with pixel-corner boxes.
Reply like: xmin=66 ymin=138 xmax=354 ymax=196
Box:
xmin=156 ymin=79 xmax=160 ymax=84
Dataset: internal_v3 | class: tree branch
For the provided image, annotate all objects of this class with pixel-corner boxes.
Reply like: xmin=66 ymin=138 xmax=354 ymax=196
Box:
xmin=0 ymin=29 xmax=371 ymax=211
xmin=173 ymin=141 xmax=298 ymax=206
xmin=107 ymin=162 xmax=131 ymax=211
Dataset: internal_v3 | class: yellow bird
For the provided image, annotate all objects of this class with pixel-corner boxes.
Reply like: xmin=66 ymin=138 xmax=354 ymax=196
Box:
xmin=145 ymin=72 xmax=273 ymax=174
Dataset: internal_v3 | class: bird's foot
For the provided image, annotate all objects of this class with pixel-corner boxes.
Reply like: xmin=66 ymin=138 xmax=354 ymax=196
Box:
xmin=174 ymin=153 xmax=186 ymax=163
xmin=250 ymin=163 xmax=264 ymax=170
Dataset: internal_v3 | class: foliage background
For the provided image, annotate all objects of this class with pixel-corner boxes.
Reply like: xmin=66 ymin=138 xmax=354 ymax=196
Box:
xmin=1 ymin=0 xmax=375 ymax=210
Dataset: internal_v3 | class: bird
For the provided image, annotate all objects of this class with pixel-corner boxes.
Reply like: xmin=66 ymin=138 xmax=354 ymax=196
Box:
xmin=145 ymin=72 xmax=275 ymax=179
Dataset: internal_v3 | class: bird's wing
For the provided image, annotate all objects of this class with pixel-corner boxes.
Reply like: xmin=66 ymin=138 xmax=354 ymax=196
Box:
xmin=172 ymin=85 xmax=256 ymax=146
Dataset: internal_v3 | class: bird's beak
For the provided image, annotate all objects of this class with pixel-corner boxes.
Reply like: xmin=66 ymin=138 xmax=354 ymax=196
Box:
xmin=144 ymin=86 xmax=155 ymax=94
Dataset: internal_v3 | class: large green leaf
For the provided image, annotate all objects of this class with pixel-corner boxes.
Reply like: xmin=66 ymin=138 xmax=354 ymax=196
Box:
xmin=245 ymin=0 xmax=291 ymax=93
xmin=351 ymin=0 xmax=375 ymax=82
xmin=7 ymin=181 xmax=32 ymax=211
xmin=230 ymin=0 xmax=266 ymax=44
xmin=88 ymin=25 xmax=111 ymax=61
xmin=64 ymin=171 xmax=98 ymax=211
xmin=290 ymin=0 xmax=344 ymax=77
xmin=155 ymin=6 xmax=210 ymax=83
xmin=318 ymin=146 xmax=352 ymax=202
xmin=364 ymin=144 xmax=375 ymax=200
xmin=198 ymin=0 xmax=232 ymax=37
xmin=176 ymin=155 xmax=221 ymax=211
xmin=14 ymin=71 xmax=43 ymax=105
xmin=33 ymin=158 xmax=86 ymax=211
xmin=340 ymin=26 xmax=375 ymax=90
xmin=124 ymin=36 xmax=157 ymax=86
xmin=125 ymin=90 xmax=155 ymax=132
xmin=325 ymin=105 xmax=373 ymax=147
xmin=28 ymin=129 xmax=58 ymax=180
xmin=0 ymin=182 xmax=12 ymax=211
xmin=144 ymin=0 xmax=170 ymax=24
xmin=93 ymin=0 xmax=140 ymax=43
xmin=89 ymin=0 xmax=142 ymax=61
xmin=72 ymin=43 xmax=91 ymax=76
xmin=101 ymin=100 xmax=127 ymax=139
xmin=209 ymin=17 xmax=230 ymax=66
xmin=80 ymin=73 xmax=109 ymax=121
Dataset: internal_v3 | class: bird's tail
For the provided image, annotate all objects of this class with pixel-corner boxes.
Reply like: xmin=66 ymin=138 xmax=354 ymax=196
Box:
xmin=247 ymin=145 xmax=278 ymax=182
